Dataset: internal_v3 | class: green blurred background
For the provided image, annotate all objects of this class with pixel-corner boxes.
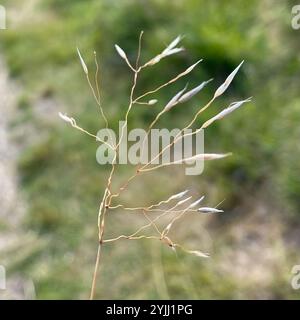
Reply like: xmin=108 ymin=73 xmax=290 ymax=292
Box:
xmin=0 ymin=0 xmax=300 ymax=299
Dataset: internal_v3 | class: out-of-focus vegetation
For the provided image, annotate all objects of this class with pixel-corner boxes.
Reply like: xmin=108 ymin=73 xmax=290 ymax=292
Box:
xmin=0 ymin=0 xmax=300 ymax=299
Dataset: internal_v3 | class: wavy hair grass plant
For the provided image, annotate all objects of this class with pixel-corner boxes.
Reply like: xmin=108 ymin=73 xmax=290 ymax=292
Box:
xmin=59 ymin=32 xmax=251 ymax=299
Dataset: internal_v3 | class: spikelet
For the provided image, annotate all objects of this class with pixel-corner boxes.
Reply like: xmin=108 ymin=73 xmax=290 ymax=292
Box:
xmin=58 ymin=112 xmax=76 ymax=126
xmin=77 ymin=48 xmax=88 ymax=75
xmin=187 ymin=250 xmax=210 ymax=258
xmin=181 ymin=59 xmax=202 ymax=76
xmin=163 ymin=47 xmax=185 ymax=57
xmin=214 ymin=61 xmax=244 ymax=98
xmin=177 ymin=196 xmax=192 ymax=206
xmin=114 ymin=44 xmax=128 ymax=60
xmin=148 ymin=99 xmax=158 ymax=105
xmin=163 ymin=84 xmax=188 ymax=112
xmin=169 ymin=190 xmax=189 ymax=201
xmin=188 ymin=196 xmax=205 ymax=208
xmin=146 ymin=35 xmax=185 ymax=66
xmin=170 ymin=153 xmax=232 ymax=165
xmin=178 ymin=79 xmax=213 ymax=103
xmin=198 ymin=207 xmax=224 ymax=213
xmin=202 ymin=98 xmax=252 ymax=128
xmin=162 ymin=35 xmax=183 ymax=54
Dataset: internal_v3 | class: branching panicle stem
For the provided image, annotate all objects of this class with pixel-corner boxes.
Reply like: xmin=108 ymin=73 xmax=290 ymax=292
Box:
xmin=62 ymin=33 xmax=246 ymax=299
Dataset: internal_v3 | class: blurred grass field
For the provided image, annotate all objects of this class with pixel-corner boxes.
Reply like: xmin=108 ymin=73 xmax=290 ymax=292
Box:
xmin=0 ymin=0 xmax=300 ymax=299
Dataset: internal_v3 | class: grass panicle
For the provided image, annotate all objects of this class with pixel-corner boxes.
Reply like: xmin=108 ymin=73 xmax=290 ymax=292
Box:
xmin=59 ymin=32 xmax=250 ymax=299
